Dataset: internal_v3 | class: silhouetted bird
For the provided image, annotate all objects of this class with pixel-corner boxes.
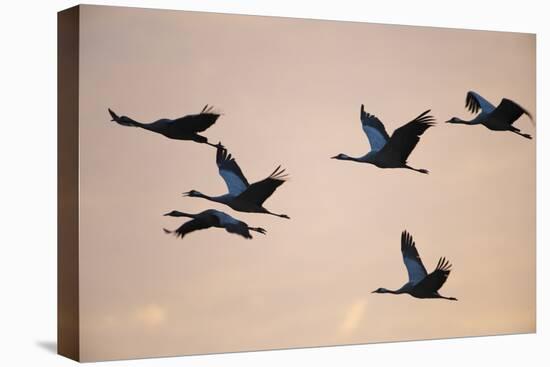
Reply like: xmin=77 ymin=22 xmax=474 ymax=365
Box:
xmin=332 ymin=105 xmax=434 ymax=174
xmin=446 ymin=91 xmax=533 ymax=139
xmin=108 ymin=105 xmax=222 ymax=147
xmin=372 ymin=231 xmax=457 ymax=301
xmin=163 ymin=209 xmax=266 ymax=239
xmin=183 ymin=145 xmax=290 ymax=219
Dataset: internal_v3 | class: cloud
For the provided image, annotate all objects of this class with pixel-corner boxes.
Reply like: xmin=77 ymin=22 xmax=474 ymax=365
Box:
xmin=339 ymin=299 xmax=368 ymax=336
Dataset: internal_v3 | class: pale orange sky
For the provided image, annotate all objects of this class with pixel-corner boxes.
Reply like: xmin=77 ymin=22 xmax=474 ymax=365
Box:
xmin=77 ymin=5 xmax=535 ymax=362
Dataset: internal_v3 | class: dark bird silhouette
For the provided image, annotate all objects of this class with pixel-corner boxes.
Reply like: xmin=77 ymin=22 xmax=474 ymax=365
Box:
xmin=183 ymin=145 xmax=290 ymax=219
xmin=372 ymin=231 xmax=457 ymax=301
xmin=332 ymin=105 xmax=435 ymax=174
xmin=446 ymin=91 xmax=533 ymax=139
xmin=163 ymin=209 xmax=266 ymax=239
xmin=108 ymin=105 xmax=222 ymax=147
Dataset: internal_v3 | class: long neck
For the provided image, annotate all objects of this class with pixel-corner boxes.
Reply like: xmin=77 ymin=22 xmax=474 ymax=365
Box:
xmin=132 ymin=118 xmax=171 ymax=131
xmin=171 ymin=211 xmax=195 ymax=218
xmin=138 ymin=119 xmax=164 ymax=131
xmin=384 ymin=284 xmax=410 ymax=294
xmin=338 ymin=155 xmax=365 ymax=163
xmin=460 ymin=115 xmax=483 ymax=125
xmin=386 ymin=288 xmax=405 ymax=295
xmin=123 ymin=117 xmax=147 ymax=128
xmin=196 ymin=193 xmax=232 ymax=204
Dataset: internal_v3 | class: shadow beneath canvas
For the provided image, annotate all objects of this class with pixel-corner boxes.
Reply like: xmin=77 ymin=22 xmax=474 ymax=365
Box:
xmin=36 ymin=340 xmax=57 ymax=354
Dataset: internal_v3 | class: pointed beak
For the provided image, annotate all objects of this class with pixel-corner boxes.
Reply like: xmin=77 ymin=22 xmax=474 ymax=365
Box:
xmin=182 ymin=192 xmax=190 ymax=197
xmin=163 ymin=212 xmax=171 ymax=216
xmin=330 ymin=155 xmax=338 ymax=159
xmin=445 ymin=119 xmax=451 ymax=123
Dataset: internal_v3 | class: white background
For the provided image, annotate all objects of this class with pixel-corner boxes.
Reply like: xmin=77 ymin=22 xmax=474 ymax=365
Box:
xmin=0 ymin=0 xmax=547 ymax=366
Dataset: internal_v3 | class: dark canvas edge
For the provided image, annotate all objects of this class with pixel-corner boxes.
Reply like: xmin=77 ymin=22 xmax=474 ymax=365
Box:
xmin=57 ymin=5 xmax=80 ymax=362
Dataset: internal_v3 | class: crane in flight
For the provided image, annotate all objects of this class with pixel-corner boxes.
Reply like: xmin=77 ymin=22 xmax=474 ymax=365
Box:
xmin=163 ymin=209 xmax=266 ymax=239
xmin=446 ymin=91 xmax=533 ymax=139
xmin=372 ymin=231 xmax=457 ymax=301
xmin=332 ymin=105 xmax=435 ymax=174
xmin=108 ymin=105 xmax=223 ymax=147
xmin=183 ymin=145 xmax=290 ymax=219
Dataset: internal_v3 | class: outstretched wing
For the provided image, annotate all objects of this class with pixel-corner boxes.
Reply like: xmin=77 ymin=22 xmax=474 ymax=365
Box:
xmin=378 ymin=110 xmax=435 ymax=163
xmin=163 ymin=219 xmax=211 ymax=238
xmin=224 ymin=223 xmax=253 ymax=239
xmin=171 ymin=105 xmax=221 ymax=132
xmin=414 ymin=257 xmax=453 ymax=293
xmin=210 ymin=210 xmax=253 ymax=239
xmin=360 ymin=105 xmax=390 ymax=151
xmin=236 ymin=166 xmax=288 ymax=206
xmin=401 ymin=231 xmax=428 ymax=285
xmin=487 ymin=98 xmax=533 ymax=126
xmin=216 ymin=146 xmax=249 ymax=196
xmin=465 ymin=91 xmax=495 ymax=114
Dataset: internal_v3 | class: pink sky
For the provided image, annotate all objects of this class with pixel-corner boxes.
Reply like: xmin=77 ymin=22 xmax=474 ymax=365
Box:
xmin=77 ymin=5 xmax=535 ymax=361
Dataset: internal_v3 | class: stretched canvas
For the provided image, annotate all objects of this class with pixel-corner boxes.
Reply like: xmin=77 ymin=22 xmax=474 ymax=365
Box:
xmin=58 ymin=4 xmax=536 ymax=362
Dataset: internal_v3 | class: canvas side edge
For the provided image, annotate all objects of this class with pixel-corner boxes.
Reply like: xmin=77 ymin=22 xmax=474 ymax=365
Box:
xmin=57 ymin=5 xmax=80 ymax=362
